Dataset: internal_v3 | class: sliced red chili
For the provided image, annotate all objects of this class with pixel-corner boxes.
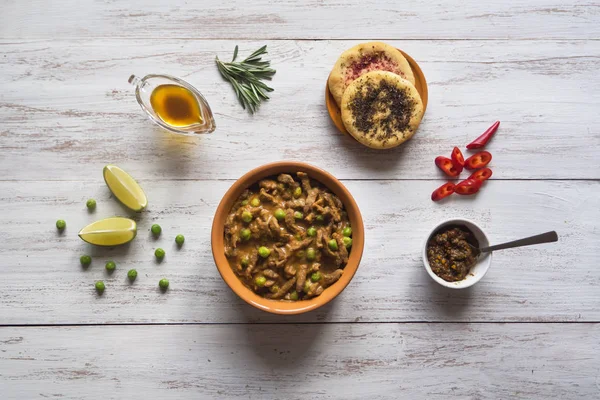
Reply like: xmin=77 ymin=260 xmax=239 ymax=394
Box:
xmin=467 ymin=121 xmax=500 ymax=149
xmin=451 ymin=147 xmax=465 ymax=168
xmin=469 ymin=168 xmax=493 ymax=182
xmin=454 ymin=178 xmax=482 ymax=195
xmin=464 ymin=151 xmax=492 ymax=170
xmin=435 ymin=156 xmax=461 ymax=177
xmin=431 ymin=182 xmax=455 ymax=201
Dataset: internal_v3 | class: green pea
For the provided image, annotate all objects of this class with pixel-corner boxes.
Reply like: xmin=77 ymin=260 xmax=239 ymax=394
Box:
xmin=306 ymin=247 xmax=316 ymax=261
xmin=311 ymin=272 xmax=322 ymax=282
xmin=270 ymin=285 xmax=280 ymax=294
xmin=241 ymin=200 xmax=249 ymax=206
xmin=316 ymin=215 xmax=325 ymax=222
xmin=293 ymin=187 xmax=302 ymax=198
xmin=86 ymin=199 xmax=96 ymax=210
xmin=127 ymin=269 xmax=137 ymax=281
xmin=342 ymin=227 xmax=352 ymax=237
xmin=105 ymin=261 xmax=116 ymax=272
xmin=303 ymin=280 xmax=312 ymax=293
xmin=151 ymin=224 xmax=162 ymax=236
xmin=80 ymin=255 xmax=92 ymax=267
xmin=159 ymin=278 xmax=169 ymax=290
xmin=307 ymin=227 xmax=317 ymax=237
xmin=258 ymin=246 xmax=271 ymax=258
xmin=242 ymin=211 xmax=253 ymax=223
xmin=240 ymin=228 xmax=251 ymax=241
xmin=155 ymin=248 xmax=165 ymax=260
xmin=289 ymin=291 xmax=299 ymax=300
xmin=294 ymin=211 xmax=303 ymax=219
xmin=56 ymin=219 xmax=66 ymax=230
xmin=274 ymin=209 xmax=286 ymax=221
xmin=343 ymin=237 xmax=353 ymax=248
xmin=250 ymin=198 xmax=261 ymax=207
xmin=95 ymin=281 xmax=105 ymax=293
xmin=175 ymin=234 xmax=185 ymax=246
xmin=255 ymin=276 xmax=267 ymax=287
xmin=241 ymin=257 xmax=249 ymax=267
xmin=294 ymin=233 xmax=303 ymax=241
xmin=328 ymin=239 xmax=338 ymax=251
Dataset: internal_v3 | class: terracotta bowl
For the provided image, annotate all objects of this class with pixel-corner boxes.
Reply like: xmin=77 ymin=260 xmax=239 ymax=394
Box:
xmin=211 ymin=162 xmax=364 ymax=315
xmin=325 ymin=48 xmax=428 ymax=136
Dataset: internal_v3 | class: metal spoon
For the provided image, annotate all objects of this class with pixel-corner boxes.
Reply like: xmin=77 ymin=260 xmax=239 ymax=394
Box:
xmin=471 ymin=231 xmax=558 ymax=253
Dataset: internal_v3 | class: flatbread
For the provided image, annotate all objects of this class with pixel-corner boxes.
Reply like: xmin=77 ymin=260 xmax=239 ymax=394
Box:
xmin=341 ymin=71 xmax=423 ymax=149
xmin=328 ymin=42 xmax=415 ymax=106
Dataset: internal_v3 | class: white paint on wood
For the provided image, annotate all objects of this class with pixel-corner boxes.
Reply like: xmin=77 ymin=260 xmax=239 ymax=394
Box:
xmin=1 ymin=39 xmax=599 ymax=180
xmin=2 ymin=0 xmax=599 ymax=40
xmin=1 ymin=180 xmax=597 ymax=324
xmin=1 ymin=324 xmax=598 ymax=399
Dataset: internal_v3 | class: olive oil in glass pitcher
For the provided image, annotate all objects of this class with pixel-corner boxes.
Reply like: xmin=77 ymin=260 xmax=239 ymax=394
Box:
xmin=129 ymin=74 xmax=216 ymax=135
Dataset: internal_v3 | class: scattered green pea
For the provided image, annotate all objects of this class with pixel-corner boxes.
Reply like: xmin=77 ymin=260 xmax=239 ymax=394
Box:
xmin=303 ymin=280 xmax=312 ymax=293
xmin=306 ymin=247 xmax=316 ymax=261
xmin=250 ymin=198 xmax=261 ymax=207
xmin=95 ymin=281 xmax=105 ymax=293
xmin=86 ymin=199 xmax=96 ymax=210
xmin=274 ymin=209 xmax=286 ymax=221
xmin=307 ymin=227 xmax=317 ymax=237
xmin=151 ymin=224 xmax=162 ymax=236
xmin=155 ymin=248 xmax=165 ymax=260
xmin=127 ymin=269 xmax=137 ymax=281
xmin=241 ymin=211 xmax=253 ymax=223
xmin=343 ymin=237 xmax=353 ymax=248
xmin=258 ymin=246 xmax=271 ymax=258
xmin=328 ymin=239 xmax=338 ymax=251
xmin=293 ymin=187 xmax=302 ymax=198
xmin=241 ymin=200 xmax=249 ymax=206
xmin=105 ymin=261 xmax=116 ymax=272
xmin=270 ymin=285 xmax=280 ymax=294
xmin=311 ymin=272 xmax=322 ymax=282
xmin=342 ymin=226 xmax=352 ymax=237
xmin=159 ymin=278 xmax=169 ymax=290
xmin=80 ymin=255 xmax=92 ymax=267
xmin=56 ymin=219 xmax=66 ymax=230
xmin=240 ymin=228 xmax=251 ymax=241
xmin=241 ymin=257 xmax=249 ymax=267
xmin=294 ymin=233 xmax=303 ymax=241
xmin=316 ymin=215 xmax=325 ymax=222
xmin=175 ymin=234 xmax=185 ymax=246
xmin=289 ymin=291 xmax=299 ymax=300
xmin=255 ymin=276 xmax=267 ymax=287
xmin=294 ymin=211 xmax=303 ymax=219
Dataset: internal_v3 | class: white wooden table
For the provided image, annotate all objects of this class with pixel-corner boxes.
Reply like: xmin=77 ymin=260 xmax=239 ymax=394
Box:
xmin=1 ymin=1 xmax=599 ymax=398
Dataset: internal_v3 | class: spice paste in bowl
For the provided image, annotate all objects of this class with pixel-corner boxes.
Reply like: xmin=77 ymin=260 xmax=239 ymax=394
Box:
xmin=426 ymin=226 xmax=480 ymax=282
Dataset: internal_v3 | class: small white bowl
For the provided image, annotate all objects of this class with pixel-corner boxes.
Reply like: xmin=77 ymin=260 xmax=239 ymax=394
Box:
xmin=422 ymin=218 xmax=492 ymax=289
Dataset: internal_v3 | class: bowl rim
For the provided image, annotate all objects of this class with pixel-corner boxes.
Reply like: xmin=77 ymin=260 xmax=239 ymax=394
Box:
xmin=211 ymin=161 xmax=364 ymax=314
xmin=422 ymin=218 xmax=492 ymax=289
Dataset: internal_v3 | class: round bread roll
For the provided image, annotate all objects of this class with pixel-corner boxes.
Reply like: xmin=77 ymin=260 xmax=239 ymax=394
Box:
xmin=328 ymin=42 xmax=414 ymax=106
xmin=341 ymin=71 xmax=424 ymax=149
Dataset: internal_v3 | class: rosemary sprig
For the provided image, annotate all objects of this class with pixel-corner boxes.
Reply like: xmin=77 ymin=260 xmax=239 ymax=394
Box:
xmin=216 ymin=45 xmax=276 ymax=114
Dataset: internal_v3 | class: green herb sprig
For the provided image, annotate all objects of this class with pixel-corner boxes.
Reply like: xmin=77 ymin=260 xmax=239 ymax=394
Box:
xmin=216 ymin=45 xmax=276 ymax=113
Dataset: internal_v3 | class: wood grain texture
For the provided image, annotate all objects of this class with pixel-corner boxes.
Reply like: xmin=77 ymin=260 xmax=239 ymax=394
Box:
xmin=1 ymin=39 xmax=599 ymax=181
xmin=1 ymin=324 xmax=599 ymax=399
xmin=2 ymin=0 xmax=599 ymax=40
xmin=1 ymin=179 xmax=597 ymax=324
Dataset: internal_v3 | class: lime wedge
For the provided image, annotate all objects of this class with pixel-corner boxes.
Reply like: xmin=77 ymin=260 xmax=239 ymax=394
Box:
xmin=78 ymin=217 xmax=137 ymax=246
xmin=103 ymin=165 xmax=147 ymax=211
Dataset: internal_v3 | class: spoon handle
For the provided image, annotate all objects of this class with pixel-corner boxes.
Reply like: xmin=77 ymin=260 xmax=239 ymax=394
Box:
xmin=480 ymin=231 xmax=558 ymax=253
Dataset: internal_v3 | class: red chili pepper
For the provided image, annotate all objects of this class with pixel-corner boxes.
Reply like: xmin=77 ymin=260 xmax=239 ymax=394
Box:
xmin=464 ymin=151 xmax=492 ymax=170
xmin=454 ymin=178 xmax=482 ymax=195
xmin=451 ymin=147 xmax=465 ymax=168
xmin=466 ymin=121 xmax=500 ymax=149
xmin=431 ymin=182 xmax=455 ymax=201
xmin=435 ymin=156 xmax=461 ymax=177
xmin=469 ymin=168 xmax=493 ymax=182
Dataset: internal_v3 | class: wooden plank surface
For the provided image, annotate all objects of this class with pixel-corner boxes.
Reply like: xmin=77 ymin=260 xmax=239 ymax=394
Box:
xmin=2 ymin=179 xmax=597 ymax=324
xmin=1 ymin=324 xmax=598 ymax=399
xmin=1 ymin=39 xmax=599 ymax=181
xmin=2 ymin=1 xmax=599 ymax=40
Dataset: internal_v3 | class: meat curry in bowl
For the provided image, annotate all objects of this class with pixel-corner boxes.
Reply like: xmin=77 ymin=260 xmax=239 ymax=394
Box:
xmin=212 ymin=162 xmax=364 ymax=314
